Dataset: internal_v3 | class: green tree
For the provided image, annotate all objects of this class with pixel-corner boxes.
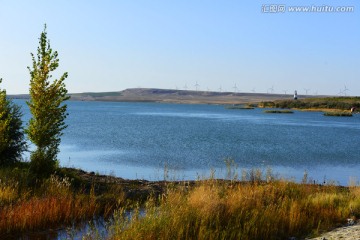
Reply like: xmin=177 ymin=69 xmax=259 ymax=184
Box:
xmin=26 ymin=25 xmax=69 ymax=178
xmin=0 ymin=78 xmax=27 ymax=165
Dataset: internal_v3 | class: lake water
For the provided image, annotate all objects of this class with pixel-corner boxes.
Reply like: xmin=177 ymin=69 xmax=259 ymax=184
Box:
xmin=15 ymin=99 xmax=360 ymax=186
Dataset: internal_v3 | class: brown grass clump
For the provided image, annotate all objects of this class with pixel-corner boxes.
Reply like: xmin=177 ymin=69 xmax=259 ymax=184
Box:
xmin=0 ymin=175 xmax=98 ymax=234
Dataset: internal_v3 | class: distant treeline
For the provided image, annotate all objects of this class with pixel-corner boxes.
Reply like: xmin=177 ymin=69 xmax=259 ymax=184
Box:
xmin=259 ymin=97 xmax=360 ymax=111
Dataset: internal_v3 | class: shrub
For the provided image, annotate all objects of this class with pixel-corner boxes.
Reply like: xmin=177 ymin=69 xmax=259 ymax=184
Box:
xmin=0 ymin=78 xmax=27 ymax=165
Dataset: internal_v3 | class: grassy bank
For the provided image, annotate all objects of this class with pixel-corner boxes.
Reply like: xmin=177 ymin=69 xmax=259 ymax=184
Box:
xmin=259 ymin=97 xmax=360 ymax=113
xmin=1 ymin=164 xmax=360 ymax=239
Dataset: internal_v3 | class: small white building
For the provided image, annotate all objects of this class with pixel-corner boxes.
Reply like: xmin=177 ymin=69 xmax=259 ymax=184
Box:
xmin=294 ymin=90 xmax=298 ymax=100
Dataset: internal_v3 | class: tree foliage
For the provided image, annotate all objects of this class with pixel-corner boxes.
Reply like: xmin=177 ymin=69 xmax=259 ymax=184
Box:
xmin=0 ymin=78 xmax=27 ymax=165
xmin=26 ymin=25 xmax=69 ymax=177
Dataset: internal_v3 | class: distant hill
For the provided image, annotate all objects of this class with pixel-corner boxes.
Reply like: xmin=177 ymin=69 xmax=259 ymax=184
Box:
xmin=8 ymin=94 xmax=29 ymax=99
xmin=68 ymin=88 xmax=317 ymax=104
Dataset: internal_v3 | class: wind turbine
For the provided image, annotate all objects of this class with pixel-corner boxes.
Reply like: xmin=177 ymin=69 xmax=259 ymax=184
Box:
xmin=233 ymin=83 xmax=238 ymax=93
xmin=194 ymin=82 xmax=199 ymax=91
xmin=304 ymin=88 xmax=310 ymax=95
xmin=313 ymin=90 xmax=318 ymax=95
xmin=338 ymin=89 xmax=344 ymax=96
xmin=283 ymin=90 xmax=288 ymax=95
xmin=267 ymin=86 xmax=274 ymax=94
xmin=175 ymin=85 xmax=178 ymax=90
xmin=251 ymin=88 xmax=256 ymax=93
xmin=343 ymin=85 xmax=349 ymax=96
xmin=183 ymin=84 xmax=188 ymax=90
xmin=218 ymin=86 xmax=222 ymax=92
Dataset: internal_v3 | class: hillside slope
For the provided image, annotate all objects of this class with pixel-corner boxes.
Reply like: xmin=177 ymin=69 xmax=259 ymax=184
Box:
xmin=68 ymin=88 xmax=313 ymax=104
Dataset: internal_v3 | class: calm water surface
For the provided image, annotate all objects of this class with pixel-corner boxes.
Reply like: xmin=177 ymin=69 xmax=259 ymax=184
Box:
xmin=16 ymin=100 xmax=360 ymax=185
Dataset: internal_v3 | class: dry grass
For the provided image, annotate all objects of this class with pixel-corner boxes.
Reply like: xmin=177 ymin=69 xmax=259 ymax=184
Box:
xmin=0 ymin=175 xmax=99 ymax=234
xmin=0 ymin=180 xmax=18 ymax=205
xmin=108 ymin=180 xmax=359 ymax=240
xmin=1 ymin=166 xmax=360 ymax=239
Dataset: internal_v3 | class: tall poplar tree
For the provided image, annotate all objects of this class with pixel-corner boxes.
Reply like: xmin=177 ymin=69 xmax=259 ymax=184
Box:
xmin=26 ymin=25 xmax=69 ymax=177
xmin=0 ymin=78 xmax=26 ymax=165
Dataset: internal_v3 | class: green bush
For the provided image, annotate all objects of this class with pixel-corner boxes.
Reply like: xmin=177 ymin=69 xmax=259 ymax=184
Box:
xmin=0 ymin=78 xmax=27 ymax=166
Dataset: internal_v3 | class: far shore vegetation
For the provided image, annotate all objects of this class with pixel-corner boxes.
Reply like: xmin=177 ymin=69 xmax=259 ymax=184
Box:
xmin=323 ymin=111 xmax=353 ymax=117
xmin=259 ymin=97 xmax=359 ymax=111
xmin=264 ymin=110 xmax=294 ymax=114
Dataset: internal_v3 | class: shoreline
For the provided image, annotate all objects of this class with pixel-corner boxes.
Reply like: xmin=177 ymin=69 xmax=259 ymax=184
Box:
xmin=308 ymin=222 xmax=360 ymax=239
xmin=2 ymin=165 xmax=360 ymax=239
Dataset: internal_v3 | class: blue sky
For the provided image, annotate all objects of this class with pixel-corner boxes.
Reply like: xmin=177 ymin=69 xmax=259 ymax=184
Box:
xmin=0 ymin=1 xmax=359 ymax=95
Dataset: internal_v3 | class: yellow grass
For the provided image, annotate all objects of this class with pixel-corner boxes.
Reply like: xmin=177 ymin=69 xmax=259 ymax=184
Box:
xmin=109 ymin=180 xmax=357 ymax=240
xmin=0 ymin=181 xmax=18 ymax=204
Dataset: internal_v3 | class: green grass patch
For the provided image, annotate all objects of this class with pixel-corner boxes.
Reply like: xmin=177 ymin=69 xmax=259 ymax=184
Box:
xmin=323 ymin=111 xmax=353 ymax=117
xmin=264 ymin=110 xmax=294 ymax=114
